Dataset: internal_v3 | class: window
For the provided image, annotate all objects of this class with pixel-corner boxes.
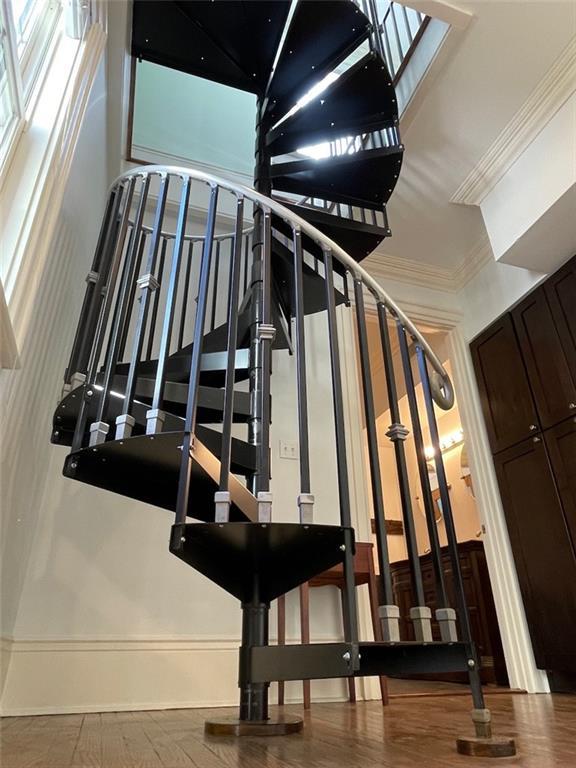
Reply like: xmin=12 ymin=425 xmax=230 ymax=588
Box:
xmin=0 ymin=0 xmax=63 ymax=168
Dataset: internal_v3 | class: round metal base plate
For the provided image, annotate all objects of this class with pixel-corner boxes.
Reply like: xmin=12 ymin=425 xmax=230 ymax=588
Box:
xmin=205 ymin=715 xmax=304 ymax=737
xmin=456 ymin=735 xmax=517 ymax=758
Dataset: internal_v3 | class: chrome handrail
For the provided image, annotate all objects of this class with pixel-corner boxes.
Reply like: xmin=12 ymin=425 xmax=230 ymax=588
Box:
xmin=111 ymin=164 xmax=454 ymax=408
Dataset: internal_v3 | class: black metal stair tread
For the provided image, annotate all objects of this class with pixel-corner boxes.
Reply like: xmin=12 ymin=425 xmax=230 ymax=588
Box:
xmin=169 ymin=522 xmax=354 ymax=603
xmin=270 ymin=233 xmax=346 ymax=316
xmin=241 ymin=641 xmax=471 ymax=683
xmin=267 ymin=52 xmax=397 ymax=155
xmin=114 ymin=348 xmax=250 ymax=387
xmin=132 ymin=1 xmax=289 ymax=94
xmin=172 ymin=1 xmax=291 ymax=90
xmin=62 ymin=431 xmax=257 ymax=523
xmin=53 ymin=388 xmax=255 ymax=470
xmin=274 ymin=198 xmax=389 ymax=263
xmin=266 ymin=0 xmax=370 ymax=124
xmin=272 ymin=149 xmax=404 ymax=210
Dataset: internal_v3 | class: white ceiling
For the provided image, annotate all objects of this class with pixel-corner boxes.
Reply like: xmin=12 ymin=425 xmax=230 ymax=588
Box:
xmin=380 ymin=0 xmax=576 ymax=270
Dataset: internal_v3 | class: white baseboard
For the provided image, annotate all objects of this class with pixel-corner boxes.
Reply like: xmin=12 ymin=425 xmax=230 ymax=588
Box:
xmin=0 ymin=636 xmax=365 ymax=716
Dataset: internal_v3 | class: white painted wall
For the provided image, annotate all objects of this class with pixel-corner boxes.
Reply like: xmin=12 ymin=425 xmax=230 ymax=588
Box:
xmin=482 ymin=91 xmax=576 ymax=273
xmin=0 ymin=58 xmax=108 ymax=707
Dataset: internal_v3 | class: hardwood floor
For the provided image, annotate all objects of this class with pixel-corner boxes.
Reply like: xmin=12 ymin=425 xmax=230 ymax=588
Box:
xmin=1 ymin=693 xmax=574 ymax=767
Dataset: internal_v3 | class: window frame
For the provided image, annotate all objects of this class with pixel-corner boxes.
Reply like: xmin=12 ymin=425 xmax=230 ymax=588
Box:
xmin=0 ymin=0 xmax=63 ymax=173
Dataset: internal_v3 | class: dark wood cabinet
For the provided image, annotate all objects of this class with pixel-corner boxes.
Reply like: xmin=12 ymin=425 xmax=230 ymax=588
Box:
xmin=544 ymin=258 xmax=576 ymax=385
xmin=470 ymin=254 xmax=576 ymax=690
xmin=492 ymin=436 xmax=576 ymax=673
xmin=389 ymin=541 xmax=508 ymax=686
xmin=471 ymin=314 xmax=539 ymax=453
xmin=512 ymin=288 xmax=576 ymax=429
xmin=544 ymin=417 xmax=576 ymax=554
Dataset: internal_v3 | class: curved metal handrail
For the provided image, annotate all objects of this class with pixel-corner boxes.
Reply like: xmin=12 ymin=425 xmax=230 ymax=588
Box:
xmin=112 ymin=165 xmax=454 ymax=408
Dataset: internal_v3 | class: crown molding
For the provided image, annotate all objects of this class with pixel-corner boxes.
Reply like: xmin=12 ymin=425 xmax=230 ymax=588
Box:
xmin=451 ymin=36 xmax=576 ymax=206
xmin=452 ymin=235 xmax=493 ymax=289
xmin=363 ymin=250 xmax=456 ymax=291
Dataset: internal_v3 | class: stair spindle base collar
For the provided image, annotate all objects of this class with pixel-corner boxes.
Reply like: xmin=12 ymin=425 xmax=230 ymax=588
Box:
xmin=298 ymin=493 xmax=314 ymax=525
xmin=146 ymin=408 xmax=165 ymax=435
xmin=214 ymin=491 xmax=231 ymax=523
xmin=436 ymin=607 xmax=458 ymax=641
xmin=115 ymin=414 xmax=135 ymax=440
xmin=378 ymin=604 xmax=400 ymax=642
xmin=89 ymin=421 xmax=109 ymax=446
xmin=409 ymin=606 xmax=433 ymax=642
xmin=257 ymin=491 xmax=273 ymax=523
xmin=204 ymin=714 xmax=303 ymax=737
xmin=456 ymin=708 xmax=516 ymax=757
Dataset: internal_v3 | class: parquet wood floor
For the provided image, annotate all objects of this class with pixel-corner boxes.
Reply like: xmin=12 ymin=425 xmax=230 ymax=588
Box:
xmin=1 ymin=692 xmax=574 ymax=767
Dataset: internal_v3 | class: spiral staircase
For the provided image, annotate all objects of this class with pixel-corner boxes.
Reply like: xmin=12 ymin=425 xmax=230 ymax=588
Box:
xmin=51 ymin=0 xmax=515 ymax=754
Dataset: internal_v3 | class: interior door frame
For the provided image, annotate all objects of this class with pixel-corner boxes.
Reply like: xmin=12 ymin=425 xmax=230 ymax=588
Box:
xmin=339 ymin=302 xmax=549 ymax=696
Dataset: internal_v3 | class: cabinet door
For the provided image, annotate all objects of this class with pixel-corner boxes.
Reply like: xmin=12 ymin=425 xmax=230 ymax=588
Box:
xmin=512 ymin=287 xmax=576 ymax=429
xmin=544 ymin=256 xmax=576 ymax=385
xmin=471 ymin=315 xmax=540 ymax=453
xmin=544 ymin=417 xmax=576 ymax=551
xmin=493 ymin=436 xmax=576 ymax=673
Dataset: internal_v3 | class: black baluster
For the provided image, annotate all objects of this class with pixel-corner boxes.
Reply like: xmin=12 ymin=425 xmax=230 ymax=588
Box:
xmin=416 ymin=345 xmax=487 ymax=715
xmin=95 ymin=176 xmax=150 ymax=434
xmin=323 ymin=247 xmax=358 ymax=646
xmin=118 ymin=173 xmax=170 ymax=436
xmin=174 ymin=184 xmax=219 ymax=525
xmin=146 ymin=237 xmax=168 ymax=362
xmin=378 ymin=303 xmax=430 ymax=640
xmin=147 ymin=177 xmax=192 ymax=435
xmin=71 ymin=183 xmax=128 ymax=452
xmin=85 ymin=177 xmax=137 ymax=448
xmin=210 ymin=239 xmax=221 ymax=331
xmin=119 ymin=230 xmax=147 ymax=361
xmin=292 ymin=227 xmax=312 ymax=524
xmin=216 ymin=197 xmax=245 ymax=523
xmin=354 ymin=279 xmax=399 ymax=641
xmin=396 ymin=322 xmax=449 ymax=611
xmin=178 ymin=240 xmax=194 ymax=351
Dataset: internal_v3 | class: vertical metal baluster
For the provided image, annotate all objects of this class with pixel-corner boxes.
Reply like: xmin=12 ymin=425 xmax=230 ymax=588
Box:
xmin=210 ymin=240 xmax=221 ymax=331
xmin=146 ymin=177 xmax=192 ymax=436
xmin=382 ymin=15 xmax=395 ymax=76
xmin=119 ymin=231 xmax=147 ymax=361
xmin=378 ymin=303 xmax=430 ymax=641
xmin=71 ymin=184 xmax=128 ymax=452
xmin=146 ymin=237 xmax=168 ymax=362
xmin=86 ymin=178 xmax=137 ymax=447
xmin=354 ymin=279 xmax=399 ymax=641
xmin=401 ymin=4 xmax=414 ymax=43
xmin=416 ymin=346 xmax=488 ymax=723
xmin=215 ymin=197 xmax=245 ymax=523
xmin=178 ymin=240 xmax=194 ymax=351
xmin=94 ymin=176 xmax=150 ymax=439
xmin=257 ymin=208 xmax=273 ymax=498
xmin=391 ymin=2 xmax=404 ymax=61
xmin=292 ymin=227 xmax=313 ymax=525
xmin=64 ymin=190 xmax=118 ymax=389
xmin=117 ymin=173 xmax=170 ymax=437
xmin=337 ymin=202 xmax=342 ymax=217
xmin=361 ymin=207 xmax=367 ymax=223
xmin=323 ymin=247 xmax=358 ymax=648
xmin=243 ymin=233 xmax=250 ymax=296
xmin=396 ymin=322 xmax=449 ymax=612
xmin=371 ymin=209 xmax=377 ymax=225
xmin=174 ymin=184 xmax=219 ymax=525
xmin=343 ymin=270 xmax=351 ymax=307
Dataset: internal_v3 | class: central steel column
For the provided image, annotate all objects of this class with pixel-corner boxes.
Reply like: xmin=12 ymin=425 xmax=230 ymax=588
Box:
xmin=239 ymin=96 xmax=272 ymax=723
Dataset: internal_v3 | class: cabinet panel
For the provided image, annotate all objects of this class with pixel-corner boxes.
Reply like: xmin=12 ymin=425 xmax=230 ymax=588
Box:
xmin=544 ymin=257 xmax=576 ymax=384
xmin=493 ymin=436 xmax=576 ymax=673
xmin=471 ymin=315 xmax=539 ymax=453
xmin=544 ymin=417 xmax=576 ymax=552
xmin=512 ymin=287 xmax=576 ymax=429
